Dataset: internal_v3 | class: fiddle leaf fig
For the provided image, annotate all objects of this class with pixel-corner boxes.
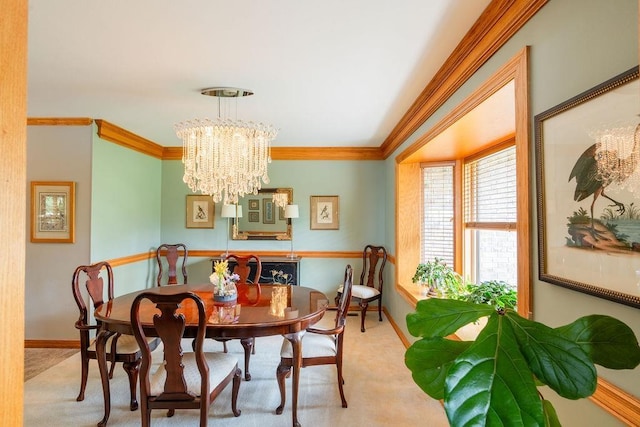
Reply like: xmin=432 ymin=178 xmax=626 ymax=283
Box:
xmin=444 ymin=313 xmax=544 ymax=427
xmin=406 ymin=298 xmax=494 ymax=338
xmin=404 ymin=337 xmax=471 ymax=399
xmin=555 ymin=314 xmax=640 ymax=369
xmin=405 ymin=298 xmax=640 ymax=427
xmin=506 ymin=313 xmax=597 ymax=399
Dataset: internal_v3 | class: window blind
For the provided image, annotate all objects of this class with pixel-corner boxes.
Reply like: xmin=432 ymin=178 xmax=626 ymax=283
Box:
xmin=421 ymin=164 xmax=454 ymax=266
xmin=464 ymin=146 xmax=516 ymax=227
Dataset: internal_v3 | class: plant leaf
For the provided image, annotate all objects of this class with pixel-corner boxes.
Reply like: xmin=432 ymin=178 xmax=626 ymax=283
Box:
xmin=444 ymin=313 xmax=544 ymax=427
xmin=406 ymin=298 xmax=494 ymax=338
xmin=555 ymin=314 xmax=640 ymax=369
xmin=507 ymin=313 xmax=597 ymax=399
xmin=405 ymin=337 xmax=472 ymax=400
xmin=542 ymin=399 xmax=562 ymax=427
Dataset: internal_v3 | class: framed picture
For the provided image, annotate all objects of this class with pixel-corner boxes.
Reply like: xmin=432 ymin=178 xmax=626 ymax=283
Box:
xmin=248 ymin=199 xmax=260 ymax=210
xmin=248 ymin=211 xmax=259 ymax=223
xmin=263 ymin=199 xmax=275 ymax=224
xmin=535 ymin=66 xmax=640 ymax=309
xmin=310 ymin=195 xmax=339 ymax=230
xmin=30 ymin=181 xmax=75 ymax=243
xmin=186 ymin=195 xmax=214 ymax=228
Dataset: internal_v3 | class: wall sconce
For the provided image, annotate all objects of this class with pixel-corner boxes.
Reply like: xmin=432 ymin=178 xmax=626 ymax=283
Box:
xmin=221 ymin=204 xmax=242 ymax=257
xmin=284 ymin=204 xmax=299 ymax=259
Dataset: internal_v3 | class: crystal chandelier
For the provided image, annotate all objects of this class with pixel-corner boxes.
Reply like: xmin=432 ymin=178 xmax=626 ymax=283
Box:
xmin=175 ymin=87 xmax=278 ymax=205
xmin=272 ymin=192 xmax=288 ymax=209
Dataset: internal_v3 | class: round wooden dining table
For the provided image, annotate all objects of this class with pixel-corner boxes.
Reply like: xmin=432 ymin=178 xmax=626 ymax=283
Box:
xmin=94 ymin=283 xmax=328 ymax=427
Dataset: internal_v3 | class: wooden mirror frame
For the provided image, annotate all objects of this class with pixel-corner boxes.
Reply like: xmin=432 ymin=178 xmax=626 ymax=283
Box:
xmin=232 ymin=188 xmax=293 ymax=240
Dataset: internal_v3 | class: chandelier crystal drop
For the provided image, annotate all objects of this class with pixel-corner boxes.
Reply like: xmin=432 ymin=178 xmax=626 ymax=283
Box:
xmin=176 ymin=88 xmax=278 ymax=205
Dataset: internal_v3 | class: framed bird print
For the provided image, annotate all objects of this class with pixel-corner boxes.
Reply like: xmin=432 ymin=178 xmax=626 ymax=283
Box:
xmin=535 ymin=66 xmax=640 ymax=309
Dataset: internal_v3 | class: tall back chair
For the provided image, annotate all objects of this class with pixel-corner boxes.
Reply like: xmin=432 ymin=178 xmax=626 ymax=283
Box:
xmin=72 ymin=261 xmax=158 ymax=411
xmin=156 ymin=243 xmax=188 ymax=286
xmin=276 ymin=264 xmax=354 ymax=414
xmin=225 ymin=253 xmax=261 ymax=305
xmin=335 ymin=244 xmax=387 ymax=332
xmin=218 ymin=253 xmax=262 ymax=380
xmin=131 ymin=291 xmax=241 ymax=427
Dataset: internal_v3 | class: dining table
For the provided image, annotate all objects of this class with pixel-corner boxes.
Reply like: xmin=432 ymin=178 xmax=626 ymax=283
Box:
xmin=93 ymin=283 xmax=328 ymax=427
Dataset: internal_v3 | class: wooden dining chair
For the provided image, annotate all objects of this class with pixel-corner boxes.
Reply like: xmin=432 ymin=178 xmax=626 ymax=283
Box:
xmin=156 ymin=243 xmax=188 ymax=286
xmin=276 ymin=264 xmax=354 ymax=413
xmin=335 ymin=245 xmax=387 ymax=332
xmin=217 ymin=253 xmax=262 ymax=380
xmin=131 ymin=291 xmax=241 ymax=427
xmin=71 ymin=261 xmax=159 ymax=411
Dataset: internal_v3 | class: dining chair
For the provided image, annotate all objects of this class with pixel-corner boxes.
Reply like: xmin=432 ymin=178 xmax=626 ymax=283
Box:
xmin=335 ymin=244 xmax=387 ymax=332
xmin=276 ymin=264 xmax=354 ymax=413
xmin=72 ymin=261 xmax=159 ymax=411
xmin=131 ymin=290 xmax=241 ymax=427
xmin=156 ymin=243 xmax=188 ymax=286
xmin=217 ymin=253 xmax=262 ymax=380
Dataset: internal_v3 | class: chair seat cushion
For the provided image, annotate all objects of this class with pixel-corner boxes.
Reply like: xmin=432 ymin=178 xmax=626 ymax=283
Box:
xmin=87 ymin=334 xmax=152 ymax=354
xmin=338 ymin=284 xmax=380 ymax=300
xmin=150 ymin=352 xmax=238 ymax=396
xmin=280 ymin=331 xmax=337 ymax=359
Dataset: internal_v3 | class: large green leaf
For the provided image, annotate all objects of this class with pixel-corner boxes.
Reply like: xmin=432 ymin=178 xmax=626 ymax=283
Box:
xmin=444 ymin=313 xmax=544 ymax=427
xmin=507 ymin=313 xmax=597 ymax=399
xmin=542 ymin=399 xmax=561 ymax=427
xmin=405 ymin=337 xmax=472 ymax=399
xmin=406 ymin=298 xmax=494 ymax=338
xmin=555 ymin=314 xmax=640 ymax=369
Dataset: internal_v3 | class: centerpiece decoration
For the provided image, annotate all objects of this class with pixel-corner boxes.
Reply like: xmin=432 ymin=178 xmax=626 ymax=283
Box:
xmin=210 ymin=260 xmax=240 ymax=323
xmin=270 ymin=269 xmax=290 ymax=317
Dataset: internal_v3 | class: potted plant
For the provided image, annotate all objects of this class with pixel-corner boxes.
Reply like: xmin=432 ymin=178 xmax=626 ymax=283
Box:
xmin=460 ymin=279 xmax=517 ymax=310
xmin=405 ymin=298 xmax=640 ymax=426
xmin=411 ymin=258 xmax=465 ymax=298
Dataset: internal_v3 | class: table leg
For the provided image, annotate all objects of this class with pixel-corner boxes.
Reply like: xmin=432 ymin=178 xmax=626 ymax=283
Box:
xmin=284 ymin=330 xmax=305 ymax=427
xmin=95 ymin=329 xmax=115 ymax=427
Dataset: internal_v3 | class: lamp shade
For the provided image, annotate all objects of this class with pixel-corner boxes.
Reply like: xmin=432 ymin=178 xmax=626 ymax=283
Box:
xmin=236 ymin=205 xmax=243 ymax=218
xmin=221 ymin=204 xmax=236 ymax=218
xmin=284 ymin=204 xmax=299 ymax=219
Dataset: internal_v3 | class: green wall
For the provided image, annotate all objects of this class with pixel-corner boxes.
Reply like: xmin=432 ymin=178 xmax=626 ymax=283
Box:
xmin=383 ymin=1 xmax=639 ymax=426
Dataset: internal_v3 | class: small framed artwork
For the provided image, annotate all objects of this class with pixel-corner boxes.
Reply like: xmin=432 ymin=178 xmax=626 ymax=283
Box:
xmin=31 ymin=181 xmax=76 ymax=243
xmin=248 ymin=199 xmax=260 ymax=210
xmin=248 ymin=211 xmax=259 ymax=223
xmin=310 ymin=195 xmax=339 ymax=230
xmin=186 ymin=195 xmax=214 ymax=228
xmin=263 ymin=199 xmax=275 ymax=224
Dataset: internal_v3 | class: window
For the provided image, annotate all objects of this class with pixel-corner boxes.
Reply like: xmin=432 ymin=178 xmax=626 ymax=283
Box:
xmin=421 ymin=164 xmax=454 ymax=266
xmin=463 ymin=146 xmax=517 ymax=287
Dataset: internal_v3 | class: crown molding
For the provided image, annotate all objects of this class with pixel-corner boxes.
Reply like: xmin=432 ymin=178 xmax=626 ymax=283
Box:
xmin=27 ymin=117 xmax=93 ymax=126
xmin=95 ymin=119 xmax=164 ymax=159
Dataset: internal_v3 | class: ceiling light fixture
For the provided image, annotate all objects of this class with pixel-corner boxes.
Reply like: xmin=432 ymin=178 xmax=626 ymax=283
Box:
xmin=175 ymin=87 xmax=278 ymax=205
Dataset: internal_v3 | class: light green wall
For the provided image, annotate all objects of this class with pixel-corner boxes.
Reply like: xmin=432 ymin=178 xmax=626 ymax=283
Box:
xmin=160 ymin=159 xmax=385 ymax=297
xmin=383 ymin=1 xmax=639 ymax=426
xmin=91 ymin=137 xmax=162 ymax=295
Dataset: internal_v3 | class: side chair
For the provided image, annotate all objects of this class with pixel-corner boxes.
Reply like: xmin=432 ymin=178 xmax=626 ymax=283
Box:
xmin=156 ymin=243 xmax=188 ymax=286
xmin=72 ymin=261 xmax=159 ymax=411
xmin=335 ymin=244 xmax=387 ymax=332
xmin=131 ymin=291 xmax=241 ymax=427
xmin=217 ymin=253 xmax=262 ymax=380
xmin=276 ymin=264 xmax=354 ymax=413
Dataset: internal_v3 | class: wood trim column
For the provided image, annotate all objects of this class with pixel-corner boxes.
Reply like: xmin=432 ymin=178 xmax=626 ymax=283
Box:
xmin=0 ymin=0 xmax=27 ymax=423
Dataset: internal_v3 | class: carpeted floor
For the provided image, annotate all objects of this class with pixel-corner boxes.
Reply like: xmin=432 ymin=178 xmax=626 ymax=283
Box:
xmin=24 ymin=314 xmax=448 ymax=427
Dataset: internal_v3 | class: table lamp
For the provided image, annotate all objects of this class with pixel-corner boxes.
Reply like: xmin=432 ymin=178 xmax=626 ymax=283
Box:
xmin=284 ymin=204 xmax=299 ymax=259
xmin=221 ymin=204 xmax=239 ymax=257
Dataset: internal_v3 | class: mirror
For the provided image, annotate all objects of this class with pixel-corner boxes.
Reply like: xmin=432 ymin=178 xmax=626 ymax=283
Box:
xmin=232 ymin=188 xmax=293 ymax=240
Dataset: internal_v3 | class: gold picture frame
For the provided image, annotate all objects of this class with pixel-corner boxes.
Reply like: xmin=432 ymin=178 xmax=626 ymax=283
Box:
xmin=186 ymin=195 xmax=214 ymax=228
xmin=30 ymin=181 xmax=75 ymax=243
xmin=310 ymin=195 xmax=339 ymax=230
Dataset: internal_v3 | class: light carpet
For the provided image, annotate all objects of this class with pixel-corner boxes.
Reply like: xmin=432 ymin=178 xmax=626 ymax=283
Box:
xmin=24 ymin=314 xmax=448 ymax=426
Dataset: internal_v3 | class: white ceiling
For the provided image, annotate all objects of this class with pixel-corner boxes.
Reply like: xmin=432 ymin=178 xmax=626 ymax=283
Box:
xmin=27 ymin=0 xmax=492 ymax=148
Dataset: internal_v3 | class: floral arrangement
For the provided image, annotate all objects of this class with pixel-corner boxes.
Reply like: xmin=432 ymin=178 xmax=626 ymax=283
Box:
xmin=271 ymin=269 xmax=289 ymax=285
xmin=210 ymin=260 xmax=240 ymax=299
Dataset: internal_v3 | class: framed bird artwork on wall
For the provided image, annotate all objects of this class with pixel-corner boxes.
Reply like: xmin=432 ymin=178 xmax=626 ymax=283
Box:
xmin=535 ymin=65 xmax=640 ymax=309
